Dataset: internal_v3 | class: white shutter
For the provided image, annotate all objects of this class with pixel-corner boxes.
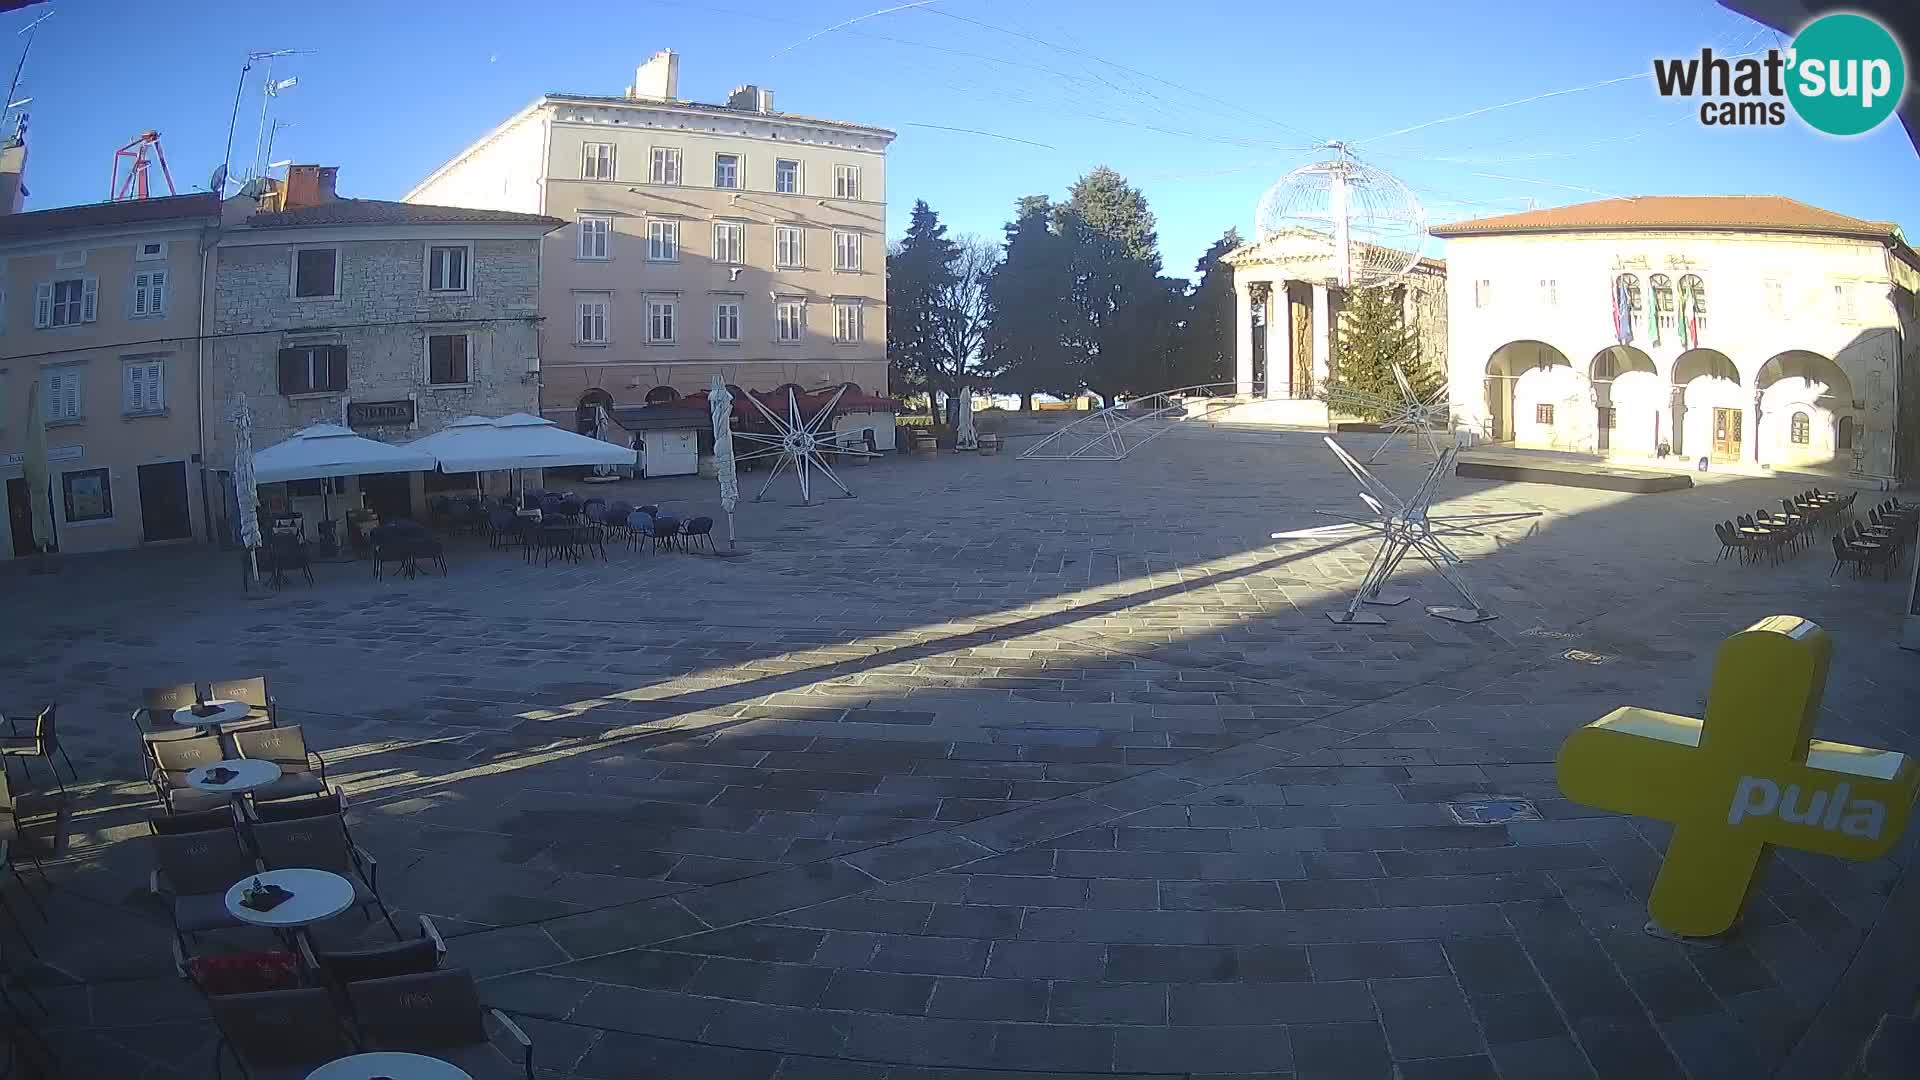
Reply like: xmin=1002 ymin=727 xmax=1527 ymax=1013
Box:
xmin=34 ymin=282 xmax=51 ymax=328
xmin=81 ymin=278 xmax=98 ymax=322
xmin=124 ymin=366 xmax=141 ymax=412
xmin=150 ymin=271 xmax=166 ymax=314
xmin=146 ymin=363 xmax=165 ymax=410
xmin=133 ymin=275 xmax=148 ymax=315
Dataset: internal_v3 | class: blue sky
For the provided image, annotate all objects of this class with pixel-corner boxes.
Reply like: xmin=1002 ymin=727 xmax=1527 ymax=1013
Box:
xmin=11 ymin=0 xmax=1918 ymax=277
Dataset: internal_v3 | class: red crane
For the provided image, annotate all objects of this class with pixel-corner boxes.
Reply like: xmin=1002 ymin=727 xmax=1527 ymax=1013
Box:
xmin=109 ymin=131 xmax=176 ymax=201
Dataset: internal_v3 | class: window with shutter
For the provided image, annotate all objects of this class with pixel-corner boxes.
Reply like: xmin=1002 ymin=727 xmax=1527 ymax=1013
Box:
xmin=427 ymin=246 xmax=469 ymax=292
xmin=34 ymin=282 xmax=51 ymax=328
xmin=41 ymin=278 xmax=91 ymax=327
xmin=132 ymin=269 xmax=168 ymax=316
xmin=43 ymin=369 xmax=82 ymax=421
xmin=427 ymin=335 xmax=470 ymax=385
xmin=124 ymin=360 xmax=166 ymax=414
xmin=277 ymin=346 xmax=347 ymax=395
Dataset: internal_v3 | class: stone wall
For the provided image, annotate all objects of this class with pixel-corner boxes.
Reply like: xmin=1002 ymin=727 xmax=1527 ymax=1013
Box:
xmin=205 ymin=237 xmax=542 ymax=466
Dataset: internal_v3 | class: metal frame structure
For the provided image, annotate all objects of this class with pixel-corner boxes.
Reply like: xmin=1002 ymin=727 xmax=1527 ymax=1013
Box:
xmin=735 ymin=384 xmax=878 ymax=506
xmin=1019 ymin=383 xmax=1243 ymax=461
xmin=1320 ymin=364 xmax=1454 ymax=463
xmin=1272 ymin=436 xmax=1540 ymax=624
xmin=110 ymin=131 xmax=176 ymax=202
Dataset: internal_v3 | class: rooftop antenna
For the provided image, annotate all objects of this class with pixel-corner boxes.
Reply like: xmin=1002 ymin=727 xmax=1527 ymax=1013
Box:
xmin=220 ymin=49 xmax=308 ymax=193
xmin=251 ymin=73 xmax=297 ymax=180
xmin=262 ymin=119 xmax=292 ymax=176
xmin=2 ymin=9 xmax=53 ymax=138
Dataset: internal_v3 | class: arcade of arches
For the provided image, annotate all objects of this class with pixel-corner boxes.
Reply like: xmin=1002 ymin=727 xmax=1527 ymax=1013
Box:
xmin=1480 ymin=341 xmax=1859 ymax=468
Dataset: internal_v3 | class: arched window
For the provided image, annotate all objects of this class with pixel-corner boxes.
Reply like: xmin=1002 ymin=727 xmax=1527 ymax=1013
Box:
xmin=644 ymin=386 xmax=680 ymax=405
xmin=1649 ymin=274 xmax=1676 ymax=332
xmin=1837 ymin=415 xmax=1855 ymax=450
xmin=1790 ymin=411 xmax=1810 ymax=445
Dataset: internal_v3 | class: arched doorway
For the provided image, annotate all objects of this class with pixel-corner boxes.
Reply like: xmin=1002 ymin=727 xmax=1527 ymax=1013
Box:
xmin=1485 ymin=341 xmax=1571 ymax=443
xmin=1670 ymin=349 xmax=1741 ymax=461
xmin=1589 ymin=346 xmax=1656 ymax=454
xmin=576 ymin=388 xmax=614 ymax=434
xmin=1756 ymin=350 xmax=1853 ymax=468
xmin=644 ymin=386 xmax=681 ymax=405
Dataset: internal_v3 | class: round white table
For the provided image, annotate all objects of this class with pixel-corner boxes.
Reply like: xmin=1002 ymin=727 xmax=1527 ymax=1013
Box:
xmin=172 ymin=699 xmax=253 ymax=731
xmin=306 ymin=1052 xmax=473 ymax=1080
xmin=225 ymin=869 xmax=355 ymax=930
xmin=186 ymin=758 xmax=281 ymax=801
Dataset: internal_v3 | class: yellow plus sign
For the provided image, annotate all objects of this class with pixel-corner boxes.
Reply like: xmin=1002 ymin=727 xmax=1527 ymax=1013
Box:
xmin=1556 ymin=616 xmax=1918 ymax=938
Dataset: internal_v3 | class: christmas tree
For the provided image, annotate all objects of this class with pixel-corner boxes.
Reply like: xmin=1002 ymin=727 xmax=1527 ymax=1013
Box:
xmin=1328 ymin=286 xmax=1441 ymax=421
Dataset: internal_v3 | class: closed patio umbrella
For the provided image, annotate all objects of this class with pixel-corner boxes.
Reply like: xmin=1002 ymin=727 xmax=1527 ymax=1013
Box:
xmin=21 ymin=381 xmax=52 ymax=569
xmin=231 ymin=394 xmax=261 ymax=587
xmin=709 ymin=375 xmax=739 ymax=552
xmin=955 ymin=387 xmax=978 ymax=451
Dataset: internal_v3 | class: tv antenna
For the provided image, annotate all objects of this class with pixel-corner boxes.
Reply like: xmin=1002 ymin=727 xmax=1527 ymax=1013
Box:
xmin=219 ymin=49 xmax=311 ymax=191
xmin=1 ymin=9 xmax=53 ymax=138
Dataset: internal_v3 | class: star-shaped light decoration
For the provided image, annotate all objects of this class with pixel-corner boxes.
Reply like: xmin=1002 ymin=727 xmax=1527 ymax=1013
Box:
xmin=1272 ymin=436 xmax=1541 ymax=624
xmin=733 ymin=384 xmax=879 ymax=506
xmin=1319 ymin=364 xmax=1454 ymax=463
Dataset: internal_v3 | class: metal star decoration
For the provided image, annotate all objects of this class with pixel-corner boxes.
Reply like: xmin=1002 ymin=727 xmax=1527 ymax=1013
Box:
xmin=734 ymin=384 xmax=878 ymax=506
xmin=1271 ymin=436 xmax=1541 ymax=624
xmin=1319 ymin=364 xmax=1453 ymax=463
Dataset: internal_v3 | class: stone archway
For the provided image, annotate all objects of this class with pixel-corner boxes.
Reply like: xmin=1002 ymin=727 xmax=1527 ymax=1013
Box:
xmin=1670 ymin=349 xmax=1741 ymax=461
xmin=576 ymin=388 xmax=614 ymax=435
xmin=1485 ymin=341 xmax=1571 ymax=443
xmin=1756 ymin=350 xmax=1853 ymax=468
xmin=1590 ymin=346 xmax=1657 ymax=454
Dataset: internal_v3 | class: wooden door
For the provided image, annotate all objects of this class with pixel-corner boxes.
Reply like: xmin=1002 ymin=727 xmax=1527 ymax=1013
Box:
xmin=1712 ymin=408 xmax=1741 ymax=461
xmin=137 ymin=462 xmax=193 ymax=542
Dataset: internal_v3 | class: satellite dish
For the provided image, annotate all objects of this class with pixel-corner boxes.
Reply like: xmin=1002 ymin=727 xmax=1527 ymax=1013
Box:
xmin=210 ymin=164 xmax=229 ymax=192
xmin=1255 ymin=143 xmax=1426 ymax=289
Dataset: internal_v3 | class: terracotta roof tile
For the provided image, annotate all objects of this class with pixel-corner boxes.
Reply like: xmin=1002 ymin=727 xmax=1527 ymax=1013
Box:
xmin=1429 ymin=195 xmax=1899 ymax=241
xmin=0 ymin=192 xmax=217 ymax=241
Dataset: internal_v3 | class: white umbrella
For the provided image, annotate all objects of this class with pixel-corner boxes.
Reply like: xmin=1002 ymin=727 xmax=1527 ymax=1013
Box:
xmin=21 ymin=381 xmax=52 ymax=567
xmin=253 ymin=423 xmax=438 ymax=483
xmin=709 ymin=376 xmax=739 ymax=551
xmin=407 ymin=413 xmax=634 ymax=473
xmin=955 ymin=386 xmax=978 ymax=451
xmin=231 ymin=394 xmax=261 ymax=587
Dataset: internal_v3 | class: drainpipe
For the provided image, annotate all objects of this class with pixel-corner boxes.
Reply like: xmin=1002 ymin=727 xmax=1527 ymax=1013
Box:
xmin=195 ymin=218 xmax=214 ymax=543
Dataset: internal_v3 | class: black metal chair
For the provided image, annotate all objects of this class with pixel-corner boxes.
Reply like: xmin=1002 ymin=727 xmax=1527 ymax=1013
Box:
xmin=250 ymin=816 xmax=400 ymax=939
xmin=625 ymin=510 xmax=655 ymax=552
xmin=650 ymin=515 xmax=681 ymax=554
xmin=205 ymin=985 xmax=355 ymax=1079
xmin=265 ymin=534 xmax=313 ymax=588
xmin=148 ymin=736 xmax=233 ymax=815
xmin=0 ymin=706 xmax=73 ymax=793
xmin=682 ymin=516 xmax=716 ymax=553
xmin=208 ymin=676 xmax=281 ymax=728
xmin=149 ymin=827 xmax=258 ymax=956
xmin=486 ymin=509 xmax=519 ymax=550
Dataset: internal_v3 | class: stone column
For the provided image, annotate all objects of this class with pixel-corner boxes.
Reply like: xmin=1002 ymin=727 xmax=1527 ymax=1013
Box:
xmin=1311 ymin=283 xmax=1332 ymax=391
xmin=1234 ymin=280 xmax=1255 ymax=397
xmin=1265 ymin=282 xmax=1292 ymax=399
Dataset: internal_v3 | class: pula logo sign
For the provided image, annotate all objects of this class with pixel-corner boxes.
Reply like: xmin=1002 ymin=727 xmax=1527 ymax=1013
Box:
xmin=1654 ymin=12 xmax=1907 ymax=135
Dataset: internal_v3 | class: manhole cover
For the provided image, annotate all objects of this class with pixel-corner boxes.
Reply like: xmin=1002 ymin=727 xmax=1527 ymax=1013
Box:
xmin=1563 ymin=649 xmax=1617 ymax=665
xmin=1446 ymin=796 xmax=1542 ymax=826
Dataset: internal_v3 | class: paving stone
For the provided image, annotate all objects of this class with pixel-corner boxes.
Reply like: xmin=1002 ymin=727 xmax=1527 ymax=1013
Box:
xmin=926 ymin=976 xmax=1049 ymax=1021
xmin=682 ymin=956 xmax=833 ymax=1007
xmin=870 ymin=935 xmax=993 ymax=976
xmin=1371 ymin=976 xmax=1486 ymax=1060
xmin=542 ymin=898 xmax=708 ymax=959
xmin=843 ymin=1014 xmax=996 ymax=1068
xmin=1658 ymin=1011 xmax=1772 ymax=1080
xmin=1396 ymin=1053 xmax=1500 ymax=1080
xmin=567 ymin=983 xmax=721 ymax=1038
xmin=1291 ymin=1021 xmax=1393 ymax=1080
xmin=544 ymin=947 xmax=706 ymax=991
xmin=989 ymin=1023 xmax=1117 ymax=1071
xmin=670 ymin=925 xmax=827 ymax=964
xmin=818 ymin=969 xmax=937 ymax=1016
xmin=1308 ymin=941 xmax=1450 ymax=980
xmin=1111 ymin=1024 xmax=1294 ymax=1073
xmin=1486 ymin=1036 xmax=1599 ymax=1080
xmin=576 ymin=1031 xmax=781 ymax=1079
xmin=985 ymin=941 xmax=1106 ymax=980
xmin=1168 ymin=980 xmax=1376 ymax=1024
xmin=1048 ymin=982 xmax=1167 ymax=1025
xmin=701 ymin=1000 xmax=853 ymax=1057
xmin=1567 ymin=1014 xmax=1688 ymax=1079
xmin=1468 ymin=990 xmax=1570 ymax=1044
xmin=1105 ymin=944 xmax=1310 ymax=983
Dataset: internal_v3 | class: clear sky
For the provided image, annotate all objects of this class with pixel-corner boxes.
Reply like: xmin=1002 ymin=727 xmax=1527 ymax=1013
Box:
xmin=9 ymin=0 xmax=1918 ymax=278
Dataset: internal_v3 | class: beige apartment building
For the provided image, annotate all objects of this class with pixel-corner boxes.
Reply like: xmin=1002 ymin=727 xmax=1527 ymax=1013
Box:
xmin=0 ymin=190 xmax=219 ymax=560
xmin=404 ymin=51 xmax=895 ymax=424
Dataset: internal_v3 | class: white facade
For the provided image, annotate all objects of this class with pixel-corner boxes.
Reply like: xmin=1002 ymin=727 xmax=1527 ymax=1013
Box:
xmin=1436 ymin=207 xmax=1918 ymax=479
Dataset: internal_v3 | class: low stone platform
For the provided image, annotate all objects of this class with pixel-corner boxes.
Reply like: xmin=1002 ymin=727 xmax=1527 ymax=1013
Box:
xmin=1456 ymin=452 xmax=1695 ymax=494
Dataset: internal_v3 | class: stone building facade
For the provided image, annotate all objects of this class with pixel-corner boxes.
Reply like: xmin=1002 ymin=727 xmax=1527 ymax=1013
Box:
xmin=402 ymin=50 xmax=895 ymax=425
xmin=203 ymin=167 xmax=560 ymax=527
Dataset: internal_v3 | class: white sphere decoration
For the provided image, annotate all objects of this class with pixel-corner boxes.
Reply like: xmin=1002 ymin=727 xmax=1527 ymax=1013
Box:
xmin=1255 ymin=143 xmax=1427 ymax=289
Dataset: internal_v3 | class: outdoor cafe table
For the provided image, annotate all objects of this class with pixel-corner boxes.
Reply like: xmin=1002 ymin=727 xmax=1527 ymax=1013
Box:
xmin=185 ymin=759 xmax=281 ymax=815
xmin=307 ymin=1052 xmax=473 ymax=1080
xmin=173 ymin=699 xmax=255 ymax=751
xmin=225 ymin=868 xmax=355 ymax=950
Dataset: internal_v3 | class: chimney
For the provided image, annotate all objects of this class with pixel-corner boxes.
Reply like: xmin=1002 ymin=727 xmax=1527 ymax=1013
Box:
xmin=0 ymin=119 xmax=28 ymax=216
xmin=629 ymin=50 xmax=679 ymax=101
xmin=726 ymin=84 xmax=775 ymax=113
xmin=281 ymin=165 xmax=339 ymax=210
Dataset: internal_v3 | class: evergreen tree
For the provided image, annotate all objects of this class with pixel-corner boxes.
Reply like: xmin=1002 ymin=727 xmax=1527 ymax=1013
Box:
xmin=985 ymin=197 xmax=1075 ymax=407
xmin=1328 ymin=285 xmax=1440 ymax=421
xmin=1055 ymin=168 xmax=1172 ymax=403
xmin=1172 ymin=227 xmax=1243 ymax=388
xmin=1059 ymin=166 xmax=1159 ymax=268
xmin=886 ymin=201 xmax=959 ymax=418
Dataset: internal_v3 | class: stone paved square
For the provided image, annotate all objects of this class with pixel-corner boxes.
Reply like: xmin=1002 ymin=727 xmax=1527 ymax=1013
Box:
xmin=6 ymin=427 xmax=1916 ymax=1078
